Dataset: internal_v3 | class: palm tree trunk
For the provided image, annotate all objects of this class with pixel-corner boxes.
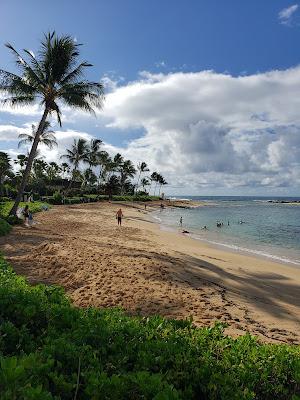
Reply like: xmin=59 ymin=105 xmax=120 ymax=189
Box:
xmin=135 ymin=170 xmax=141 ymax=195
xmin=9 ymin=109 xmax=49 ymax=216
xmin=68 ymin=167 xmax=77 ymax=190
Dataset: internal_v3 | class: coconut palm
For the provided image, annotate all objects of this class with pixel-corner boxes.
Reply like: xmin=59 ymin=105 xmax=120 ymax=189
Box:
xmin=136 ymin=161 xmax=149 ymax=194
xmin=0 ymin=31 xmax=104 ymax=215
xmin=0 ymin=152 xmax=11 ymax=197
xmin=140 ymin=177 xmax=150 ymax=193
xmin=86 ymin=138 xmax=103 ymax=168
xmin=113 ymin=153 xmax=124 ymax=173
xmin=158 ymin=175 xmax=168 ymax=196
xmin=150 ymin=172 xmax=158 ymax=195
xmin=61 ymin=138 xmax=89 ymax=187
xmin=119 ymin=160 xmax=136 ymax=195
xmin=18 ymin=121 xmax=57 ymax=150
xmin=96 ymin=150 xmax=110 ymax=188
xmin=105 ymin=175 xmax=120 ymax=199
xmin=60 ymin=162 xmax=71 ymax=179
xmin=81 ymin=168 xmax=97 ymax=189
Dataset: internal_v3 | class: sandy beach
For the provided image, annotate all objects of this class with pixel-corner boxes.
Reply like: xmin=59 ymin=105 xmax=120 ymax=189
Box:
xmin=1 ymin=201 xmax=299 ymax=344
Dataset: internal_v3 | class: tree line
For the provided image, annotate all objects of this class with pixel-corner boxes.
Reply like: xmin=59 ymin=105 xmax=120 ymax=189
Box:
xmin=0 ymin=135 xmax=167 ymax=199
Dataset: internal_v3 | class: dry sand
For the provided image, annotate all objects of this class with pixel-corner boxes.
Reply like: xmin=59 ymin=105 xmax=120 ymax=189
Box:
xmin=1 ymin=201 xmax=299 ymax=344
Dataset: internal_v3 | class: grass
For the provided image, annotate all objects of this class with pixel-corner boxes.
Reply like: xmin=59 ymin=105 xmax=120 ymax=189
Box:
xmin=0 ymin=252 xmax=299 ymax=399
xmin=0 ymin=201 xmax=50 ymax=225
xmin=0 ymin=201 xmax=50 ymax=218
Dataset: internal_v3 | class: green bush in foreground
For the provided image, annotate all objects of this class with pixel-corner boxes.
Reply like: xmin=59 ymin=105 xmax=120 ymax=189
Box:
xmin=0 ymin=219 xmax=11 ymax=236
xmin=0 ymin=256 xmax=299 ymax=399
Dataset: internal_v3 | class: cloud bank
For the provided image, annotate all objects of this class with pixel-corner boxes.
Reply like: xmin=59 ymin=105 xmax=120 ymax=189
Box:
xmin=101 ymin=68 xmax=300 ymax=194
xmin=1 ymin=67 xmax=300 ymax=195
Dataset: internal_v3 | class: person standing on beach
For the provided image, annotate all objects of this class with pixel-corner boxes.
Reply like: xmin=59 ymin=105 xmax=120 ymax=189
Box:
xmin=116 ymin=208 xmax=124 ymax=226
xmin=180 ymin=216 xmax=183 ymax=226
xmin=23 ymin=205 xmax=30 ymax=227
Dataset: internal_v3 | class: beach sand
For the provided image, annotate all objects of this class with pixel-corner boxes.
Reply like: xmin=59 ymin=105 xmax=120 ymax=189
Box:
xmin=1 ymin=201 xmax=299 ymax=344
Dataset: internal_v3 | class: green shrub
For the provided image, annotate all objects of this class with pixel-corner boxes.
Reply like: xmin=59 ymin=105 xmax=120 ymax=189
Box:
xmin=0 ymin=254 xmax=299 ymax=399
xmin=4 ymin=215 xmax=22 ymax=226
xmin=0 ymin=219 xmax=11 ymax=236
xmin=52 ymin=191 xmax=63 ymax=205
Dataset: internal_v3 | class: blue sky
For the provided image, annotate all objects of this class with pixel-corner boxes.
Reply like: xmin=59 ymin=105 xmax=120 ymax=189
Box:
xmin=1 ymin=0 xmax=300 ymax=195
xmin=1 ymin=0 xmax=300 ymax=78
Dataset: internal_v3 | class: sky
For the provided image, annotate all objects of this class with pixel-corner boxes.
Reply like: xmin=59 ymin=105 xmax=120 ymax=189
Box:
xmin=0 ymin=0 xmax=300 ymax=196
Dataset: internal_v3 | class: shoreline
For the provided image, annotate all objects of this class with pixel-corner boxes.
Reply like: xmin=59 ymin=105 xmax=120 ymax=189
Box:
xmin=148 ymin=199 xmax=300 ymax=268
xmin=1 ymin=201 xmax=299 ymax=344
xmin=150 ymin=211 xmax=300 ymax=268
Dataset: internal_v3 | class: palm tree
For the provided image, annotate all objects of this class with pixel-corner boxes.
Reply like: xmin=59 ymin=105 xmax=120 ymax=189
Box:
xmin=158 ymin=175 xmax=168 ymax=196
xmin=86 ymin=138 xmax=102 ymax=169
xmin=61 ymin=138 xmax=89 ymax=187
xmin=136 ymin=161 xmax=149 ymax=194
xmin=96 ymin=150 xmax=110 ymax=189
xmin=18 ymin=121 xmax=57 ymax=150
xmin=150 ymin=172 xmax=158 ymax=195
xmin=119 ymin=160 xmax=136 ymax=195
xmin=0 ymin=31 xmax=104 ymax=215
xmin=113 ymin=153 xmax=124 ymax=173
xmin=60 ymin=162 xmax=71 ymax=179
xmin=105 ymin=175 xmax=120 ymax=199
xmin=140 ymin=177 xmax=150 ymax=193
xmin=81 ymin=168 xmax=97 ymax=189
xmin=0 ymin=152 xmax=11 ymax=197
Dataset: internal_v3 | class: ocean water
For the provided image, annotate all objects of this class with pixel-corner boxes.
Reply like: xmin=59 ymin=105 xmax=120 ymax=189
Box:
xmin=152 ymin=196 xmax=300 ymax=266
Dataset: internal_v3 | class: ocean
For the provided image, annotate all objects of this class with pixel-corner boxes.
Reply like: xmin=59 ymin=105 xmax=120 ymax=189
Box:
xmin=152 ymin=196 xmax=300 ymax=266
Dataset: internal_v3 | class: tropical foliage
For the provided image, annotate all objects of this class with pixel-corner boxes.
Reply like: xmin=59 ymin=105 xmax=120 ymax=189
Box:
xmin=0 ymin=31 xmax=105 ymax=215
xmin=0 ymin=138 xmax=167 ymax=201
xmin=18 ymin=121 xmax=57 ymax=150
xmin=0 ymin=254 xmax=299 ymax=399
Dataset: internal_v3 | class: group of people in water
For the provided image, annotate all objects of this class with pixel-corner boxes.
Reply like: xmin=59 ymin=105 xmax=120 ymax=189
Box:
xmin=179 ymin=216 xmax=246 ymax=233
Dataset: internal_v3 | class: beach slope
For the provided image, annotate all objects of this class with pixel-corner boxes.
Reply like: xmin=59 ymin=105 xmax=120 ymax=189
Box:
xmin=1 ymin=202 xmax=299 ymax=344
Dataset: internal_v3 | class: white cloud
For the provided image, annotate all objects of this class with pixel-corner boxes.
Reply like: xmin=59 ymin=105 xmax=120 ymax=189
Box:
xmin=0 ymin=124 xmax=29 ymax=141
xmin=100 ymin=68 xmax=300 ymax=193
xmin=1 ymin=67 xmax=300 ymax=194
xmin=278 ymin=4 xmax=298 ymax=25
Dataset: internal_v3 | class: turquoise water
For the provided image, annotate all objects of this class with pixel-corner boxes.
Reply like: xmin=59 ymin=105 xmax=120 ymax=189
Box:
xmin=153 ymin=196 xmax=300 ymax=266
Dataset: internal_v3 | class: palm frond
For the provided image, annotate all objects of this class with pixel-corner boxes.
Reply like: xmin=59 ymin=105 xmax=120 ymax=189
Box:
xmin=0 ymin=69 xmax=37 ymax=105
xmin=5 ymin=43 xmax=45 ymax=88
xmin=60 ymin=62 xmax=92 ymax=85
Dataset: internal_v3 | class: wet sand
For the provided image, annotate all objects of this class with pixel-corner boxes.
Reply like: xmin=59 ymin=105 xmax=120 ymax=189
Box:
xmin=1 ymin=202 xmax=299 ymax=344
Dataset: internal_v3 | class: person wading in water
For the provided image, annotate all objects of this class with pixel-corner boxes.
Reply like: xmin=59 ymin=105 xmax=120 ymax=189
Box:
xmin=116 ymin=208 xmax=124 ymax=226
